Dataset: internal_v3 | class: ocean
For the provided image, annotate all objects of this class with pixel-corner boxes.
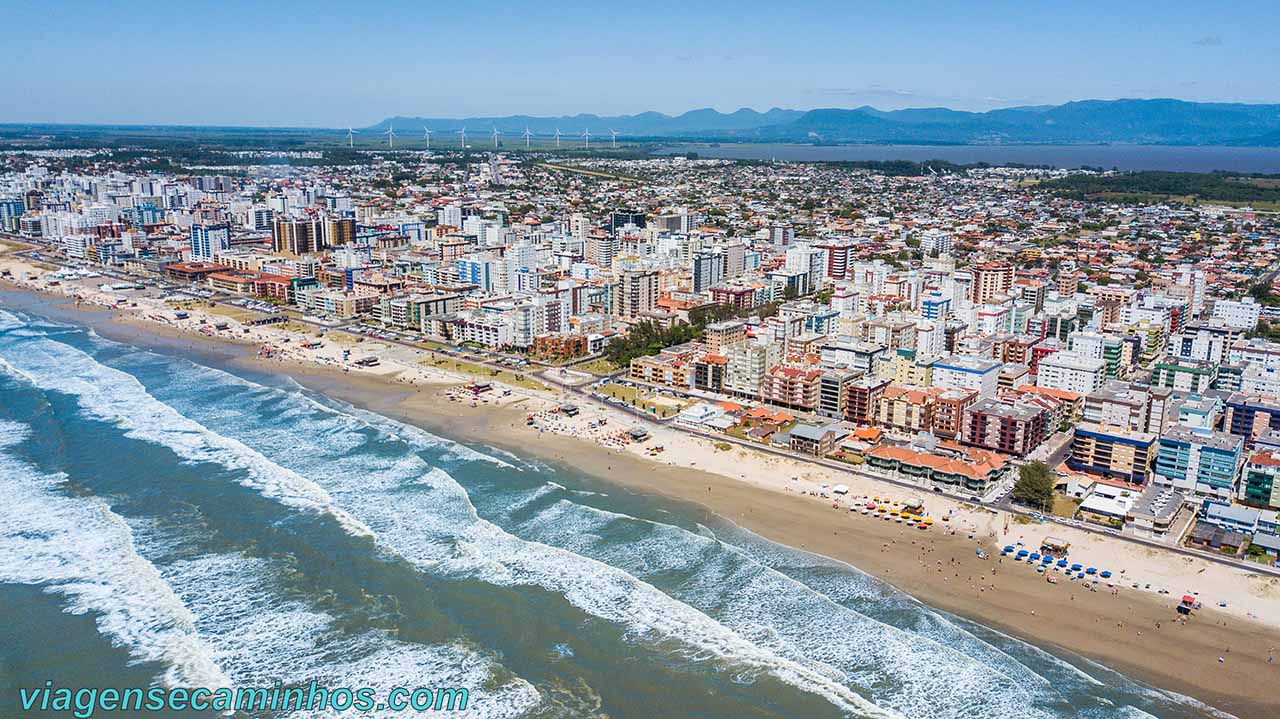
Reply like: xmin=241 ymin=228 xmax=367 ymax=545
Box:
xmin=0 ymin=302 xmax=1234 ymax=719
xmin=654 ymin=144 xmax=1280 ymax=174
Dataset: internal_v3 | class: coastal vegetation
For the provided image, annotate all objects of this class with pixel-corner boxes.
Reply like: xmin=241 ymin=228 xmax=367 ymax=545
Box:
xmin=1041 ymin=171 xmax=1280 ymax=206
xmin=1012 ymin=461 xmax=1056 ymax=512
xmin=602 ymin=302 xmax=782 ymax=367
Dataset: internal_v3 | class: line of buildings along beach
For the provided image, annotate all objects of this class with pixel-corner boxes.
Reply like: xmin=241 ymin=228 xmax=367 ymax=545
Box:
xmin=5 ymin=149 xmax=1280 ymax=563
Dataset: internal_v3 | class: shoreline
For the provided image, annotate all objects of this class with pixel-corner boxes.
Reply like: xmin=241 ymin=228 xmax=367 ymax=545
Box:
xmin=4 ymin=276 xmax=1280 ymax=717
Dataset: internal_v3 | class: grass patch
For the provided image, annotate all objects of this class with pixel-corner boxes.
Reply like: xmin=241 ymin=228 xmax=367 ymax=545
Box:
xmin=714 ymin=442 xmax=732 ymax=452
xmin=536 ymin=162 xmax=643 ymax=183
xmin=576 ymin=357 xmax=621 ymax=375
xmin=422 ymin=357 xmax=547 ymax=391
xmin=597 ymin=382 xmax=683 ymax=417
xmin=204 ymin=304 xmax=257 ymax=322
xmin=599 ymin=382 xmax=638 ymax=403
xmin=1051 ymin=495 xmax=1081 ymax=518
xmin=324 ymin=332 xmax=361 ymax=345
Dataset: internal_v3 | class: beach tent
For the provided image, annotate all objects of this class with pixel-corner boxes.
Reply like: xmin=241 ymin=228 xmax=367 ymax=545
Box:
xmin=832 ymin=484 xmax=850 ymax=495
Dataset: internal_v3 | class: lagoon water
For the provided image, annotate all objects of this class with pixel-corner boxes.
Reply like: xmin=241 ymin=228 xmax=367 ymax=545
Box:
xmin=0 ymin=303 xmax=1235 ymax=718
xmin=656 ymin=144 xmax=1280 ymax=174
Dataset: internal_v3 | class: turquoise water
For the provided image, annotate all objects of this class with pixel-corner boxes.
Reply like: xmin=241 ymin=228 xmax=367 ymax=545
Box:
xmin=0 ymin=302 xmax=1235 ymax=718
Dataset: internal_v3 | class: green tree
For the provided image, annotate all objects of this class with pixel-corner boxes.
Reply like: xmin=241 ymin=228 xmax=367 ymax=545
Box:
xmin=1012 ymin=461 xmax=1055 ymax=512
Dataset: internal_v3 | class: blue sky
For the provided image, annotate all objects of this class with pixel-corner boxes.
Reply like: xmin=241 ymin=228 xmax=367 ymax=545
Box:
xmin=6 ymin=0 xmax=1278 ymax=126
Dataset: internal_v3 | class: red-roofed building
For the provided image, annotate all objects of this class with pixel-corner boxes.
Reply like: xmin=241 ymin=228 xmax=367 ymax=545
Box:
xmin=165 ymin=261 xmax=228 ymax=282
xmin=865 ymin=443 xmax=1012 ymax=495
xmin=762 ymin=365 xmax=824 ymax=411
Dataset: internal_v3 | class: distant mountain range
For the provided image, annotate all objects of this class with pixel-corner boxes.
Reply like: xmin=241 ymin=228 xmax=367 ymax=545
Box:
xmin=368 ymin=108 xmax=804 ymax=138
xmin=370 ymin=99 xmax=1280 ymax=146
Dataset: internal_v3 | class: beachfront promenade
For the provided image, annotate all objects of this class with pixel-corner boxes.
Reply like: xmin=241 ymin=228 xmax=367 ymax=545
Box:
xmin=7 ymin=234 xmax=1280 ymax=585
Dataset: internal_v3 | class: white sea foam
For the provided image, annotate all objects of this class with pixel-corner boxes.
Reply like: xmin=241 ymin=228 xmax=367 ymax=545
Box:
xmin=715 ymin=521 xmax=1239 ymax=719
xmin=0 ymin=338 xmax=376 ymax=539
xmin=145 ymin=362 xmax=903 ymax=718
xmin=0 ymin=421 xmax=229 ymax=690
xmin=272 ymin=374 xmax=517 ymax=469
xmin=519 ymin=498 xmax=1062 ymax=717
xmin=8 ymin=317 xmax=1229 ymax=718
xmin=2 ymin=324 xmax=901 ymax=717
xmin=1 ymin=322 xmax=542 ymax=717
xmin=0 ymin=308 xmax=27 ymax=332
xmin=154 ymin=551 xmax=541 ymax=719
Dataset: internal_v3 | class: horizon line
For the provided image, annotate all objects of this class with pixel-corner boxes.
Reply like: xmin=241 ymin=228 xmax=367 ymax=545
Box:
xmin=4 ymin=96 xmax=1280 ymax=132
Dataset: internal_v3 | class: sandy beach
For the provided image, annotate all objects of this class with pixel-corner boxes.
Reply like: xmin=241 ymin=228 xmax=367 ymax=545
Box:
xmin=4 ymin=251 xmax=1280 ymax=717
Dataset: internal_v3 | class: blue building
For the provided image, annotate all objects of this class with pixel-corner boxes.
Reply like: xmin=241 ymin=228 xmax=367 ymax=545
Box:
xmin=804 ymin=307 xmax=841 ymax=335
xmin=1153 ymin=425 xmax=1245 ymax=501
xmin=189 ymin=223 xmax=231 ymax=261
xmin=0 ymin=198 xmax=25 ymax=230
xmin=455 ymin=257 xmax=498 ymax=293
xmin=921 ymin=294 xmax=952 ymax=321
xmin=126 ymin=203 xmax=165 ymax=227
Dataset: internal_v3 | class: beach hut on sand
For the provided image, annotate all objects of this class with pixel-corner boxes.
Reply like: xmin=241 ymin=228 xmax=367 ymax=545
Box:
xmin=1040 ymin=537 xmax=1070 ymax=556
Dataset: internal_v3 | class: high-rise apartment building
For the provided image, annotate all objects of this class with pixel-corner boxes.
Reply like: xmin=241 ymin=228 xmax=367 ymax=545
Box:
xmin=615 ymin=269 xmax=659 ymax=319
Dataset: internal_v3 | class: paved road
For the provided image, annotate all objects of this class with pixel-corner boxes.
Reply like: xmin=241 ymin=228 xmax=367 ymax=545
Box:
xmin=10 ymin=235 xmax=1280 ymax=580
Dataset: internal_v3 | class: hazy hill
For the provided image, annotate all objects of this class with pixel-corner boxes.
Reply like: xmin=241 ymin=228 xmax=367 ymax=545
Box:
xmin=371 ymin=99 xmax=1280 ymax=145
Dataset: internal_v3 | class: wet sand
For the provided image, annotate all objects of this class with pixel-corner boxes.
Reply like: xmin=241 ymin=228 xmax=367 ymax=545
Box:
xmin=5 ymin=286 xmax=1280 ymax=718
xmin=302 ymin=371 xmax=1280 ymax=719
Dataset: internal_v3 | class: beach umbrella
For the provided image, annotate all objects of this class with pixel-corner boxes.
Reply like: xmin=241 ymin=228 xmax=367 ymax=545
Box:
xmin=1029 ymin=553 xmax=1041 ymax=561
xmin=1041 ymin=556 xmax=1053 ymax=564
xmin=1056 ymin=559 xmax=1069 ymax=568
xmin=1070 ymin=563 xmax=1083 ymax=572
xmin=1004 ymin=545 xmax=1016 ymax=553
xmin=1085 ymin=567 xmax=1097 ymax=575
xmin=1036 ymin=566 xmax=1045 ymax=573
xmin=1100 ymin=570 xmax=1112 ymax=579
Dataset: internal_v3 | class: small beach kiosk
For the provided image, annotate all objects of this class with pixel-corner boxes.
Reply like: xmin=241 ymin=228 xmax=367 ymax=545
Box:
xmin=1040 ymin=536 xmax=1070 ymax=556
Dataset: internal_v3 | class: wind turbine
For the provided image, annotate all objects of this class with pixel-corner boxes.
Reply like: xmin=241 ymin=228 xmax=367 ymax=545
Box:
xmin=346 ymin=127 xmax=358 ymax=147
xmin=553 ymin=128 xmax=561 ymax=148
xmin=609 ymin=128 xmax=618 ymax=149
xmin=384 ymin=125 xmax=396 ymax=148
xmin=458 ymin=126 xmax=468 ymax=148
xmin=491 ymin=126 xmax=502 ymax=148
xmin=522 ymin=126 xmax=532 ymax=149
xmin=423 ymin=127 xmax=432 ymax=148
xmin=581 ymin=129 xmax=591 ymax=149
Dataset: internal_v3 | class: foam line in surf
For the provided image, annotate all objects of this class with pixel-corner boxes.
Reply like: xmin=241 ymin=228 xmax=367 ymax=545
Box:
xmin=509 ymin=494 xmax=1076 ymax=718
xmin=0 ymin=420 xmax=229 ymax=690
xmin=153 ymin=550 xmax=541 ymax=719
xmin=140 ymin=361 xmax=903 ymax=718
xmin=0 ymin=337 xmax=376 ymax=539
